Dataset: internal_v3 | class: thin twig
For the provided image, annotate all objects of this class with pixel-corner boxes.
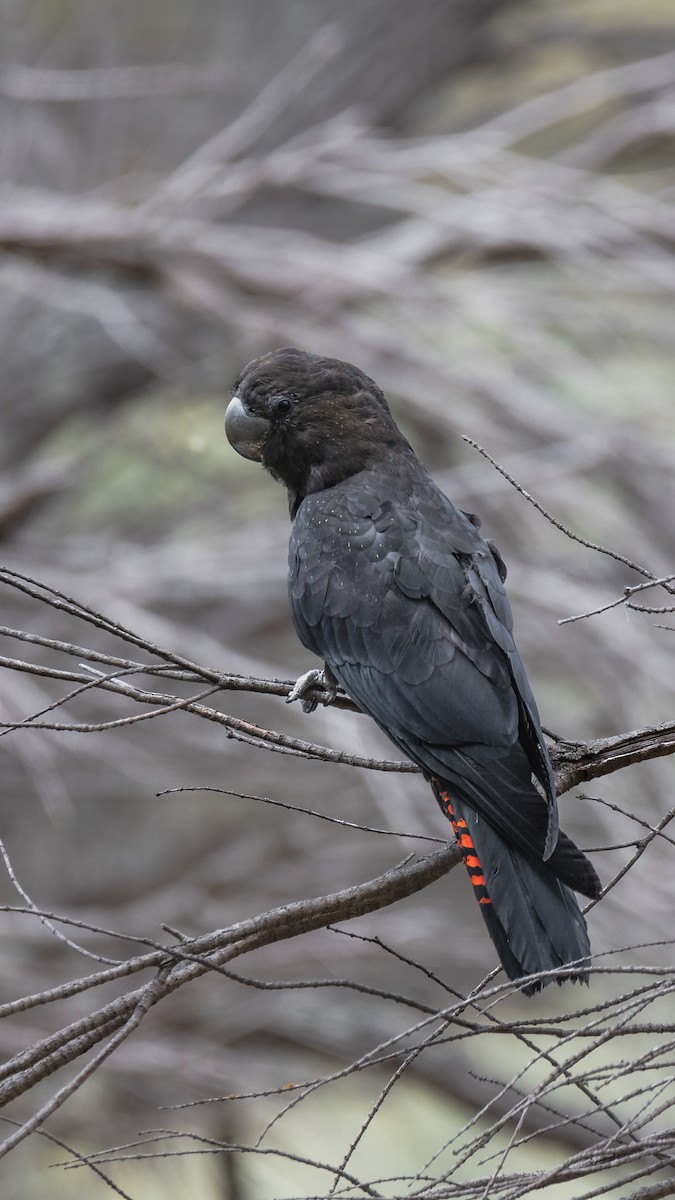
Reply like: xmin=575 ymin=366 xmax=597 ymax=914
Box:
xmin=461 ymin=437 xmax=663 ymax=584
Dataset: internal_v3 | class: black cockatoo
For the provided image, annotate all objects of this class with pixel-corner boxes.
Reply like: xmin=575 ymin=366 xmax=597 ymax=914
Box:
xmin=225 ymin=347 xmax=600 ymax=993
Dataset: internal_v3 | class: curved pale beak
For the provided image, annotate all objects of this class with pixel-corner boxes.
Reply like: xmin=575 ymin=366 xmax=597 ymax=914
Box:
xmin=224 ymin=396 xmax=271 ymax=462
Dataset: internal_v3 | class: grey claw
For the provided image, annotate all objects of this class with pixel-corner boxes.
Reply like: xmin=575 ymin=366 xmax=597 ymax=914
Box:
xmin=286 ymin=668 xmax=337 ymax=713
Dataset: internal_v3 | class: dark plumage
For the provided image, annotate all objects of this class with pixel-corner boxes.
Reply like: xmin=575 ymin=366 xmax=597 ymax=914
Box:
xmin=225 ymin=347 xmax=601 ymax=994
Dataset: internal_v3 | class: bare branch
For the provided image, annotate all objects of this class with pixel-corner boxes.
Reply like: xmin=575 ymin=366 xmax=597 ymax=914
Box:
xmin=461 ymin=437 xmax=667 ymax=586
xmin=551 ymin=722 xmax=675 ymax=795
xmin=3 ymin=568 xmax=675 ymax=790
xmin=558 ymin=574 xmax=675 ymax=626
xmin=0 ymin=61 xmax=234 ymax=102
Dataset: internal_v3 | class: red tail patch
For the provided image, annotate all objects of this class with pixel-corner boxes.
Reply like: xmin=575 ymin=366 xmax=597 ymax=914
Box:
xmin=440 ymin=790 xmax=491 ymax=905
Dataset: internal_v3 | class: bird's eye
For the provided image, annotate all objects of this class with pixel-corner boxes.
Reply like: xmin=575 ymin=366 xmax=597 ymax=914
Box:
xmin=273 ymin=395 xmax=293 ymax=415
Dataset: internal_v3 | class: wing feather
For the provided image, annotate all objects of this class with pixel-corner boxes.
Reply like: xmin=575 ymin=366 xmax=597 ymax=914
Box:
xmin=289 ymin=467 xmax=559 ymax=859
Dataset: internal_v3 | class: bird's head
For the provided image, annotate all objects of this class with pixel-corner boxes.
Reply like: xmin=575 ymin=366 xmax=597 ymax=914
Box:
xmin=225 ymin=347 xmax=407 ymax=513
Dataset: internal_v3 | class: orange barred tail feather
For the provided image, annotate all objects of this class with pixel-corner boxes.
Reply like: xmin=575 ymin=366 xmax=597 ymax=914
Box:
xmin=435 ymin=786 xmax=592 ymax=995
xmin=439 ymin=792 xmax=493 ymax=907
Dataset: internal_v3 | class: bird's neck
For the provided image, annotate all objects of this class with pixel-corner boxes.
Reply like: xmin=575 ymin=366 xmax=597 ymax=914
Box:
xmin=285 ymin=437 xmax=414 ymax=518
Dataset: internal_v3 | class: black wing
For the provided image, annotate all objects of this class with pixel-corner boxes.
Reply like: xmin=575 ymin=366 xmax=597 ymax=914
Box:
xmin=289 ymin=463 xmax=560 ymax=862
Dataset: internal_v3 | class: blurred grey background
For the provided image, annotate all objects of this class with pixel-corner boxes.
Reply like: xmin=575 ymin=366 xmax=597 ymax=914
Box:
xmin=1 ymin=0 xmax=675 ymax=1196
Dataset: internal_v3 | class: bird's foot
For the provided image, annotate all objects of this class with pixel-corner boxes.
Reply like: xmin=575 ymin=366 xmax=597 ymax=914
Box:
xmin=286 ymin=667 xmax=338 ymax=714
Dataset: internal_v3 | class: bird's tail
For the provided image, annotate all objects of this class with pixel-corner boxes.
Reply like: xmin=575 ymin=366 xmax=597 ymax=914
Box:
xmin=435 ymin=786 xmax=593 ymax=994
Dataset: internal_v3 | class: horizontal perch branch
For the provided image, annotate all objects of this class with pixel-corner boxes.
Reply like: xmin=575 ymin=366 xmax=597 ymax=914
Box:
xmin=1 ymin=635 xmax=673 ymax=790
